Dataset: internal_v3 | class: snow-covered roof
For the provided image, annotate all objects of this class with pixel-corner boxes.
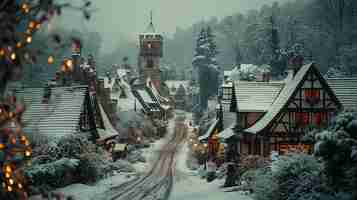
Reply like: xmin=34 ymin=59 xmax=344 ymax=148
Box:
xmin=148 ymin=78 xmax=170 ymax=103
xmin=117 ymin=69 xmax=130 ymax=78
xmin=327 ymin=78 xmax=357 ymax=110
xmin=198 ymin=119 xmax=219 ymax=141
xmin=18 ymin=85 xmax=88 ymax=138
xmin=165 ymin=80 xmax=189 ymax=95
xmin=224 ymin=71 xmax=232 ymax=77
xmin=137 ymin=89 xmax=154 ymax=103
xmin=97 ymin=102 xmax=119 ymax=141
xmin=234 ymin=81 xmax=285 ymax=112
xmin=103 ymin=77 xmax=116 ymax=90
xmin=244 ymin=63 xmax=314 ymax=134
xmin=219 ymin=124 xmax=235 ymax=139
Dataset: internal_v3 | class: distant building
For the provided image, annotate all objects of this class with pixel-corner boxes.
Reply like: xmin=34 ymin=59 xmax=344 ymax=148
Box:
xmin=138 ymin=12 xmax=163 ymax=90
xmin=165 ymin=80 xmax=189 ymax=110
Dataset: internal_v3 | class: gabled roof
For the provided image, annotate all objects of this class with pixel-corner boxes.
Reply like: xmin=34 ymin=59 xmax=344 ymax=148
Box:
xmin=244 ymin=63 xmax=341 ymax=134
xmin=244 ymin=63 xmax=312 ymax=134
xmin=198 ymin=119 xmax=219 ymax=141
xmin=103 ymin=77 xmax=117 ymax=90
xmin=132 ymin=88 xmax=161 ymax=113
xmin=97 ymin=102 xmax=119 ymax=142
xmin=117 ymin=69 xmax=130 ymax=78
xmin=17 ymin=85 xmax=88 ymax=138
xmin=165 ymin=80 xmax=189 ymax=95
xmin=327 ymin=78 xmax=357 ymax=111
xmin=234 ymin=81 xmax=285 ymax=112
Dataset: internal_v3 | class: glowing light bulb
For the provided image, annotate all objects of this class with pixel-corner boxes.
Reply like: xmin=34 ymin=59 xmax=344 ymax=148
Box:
xmin=25 ymin=150 xmax=31 ymax=157
xmin=26 ymin=36 xmax=32 ymax=44
xmin=203 ymin=143 xmax=208 ymax=147
xmin=9 ymin=179 xmax=14 ymax=185
xmin=47 ymin=55 xmax=54 ymax=64
xmin=5 ymin=173 xmax=10 ymax=178
xmin=36 ymin=23 xmax=41 ymax=29
xmin=8 ymin=112 xmax=14 ymax=118
xmin=65 ymin=59 xmax=73 ymax=68
xmin=10 ymin=52 xmax=16 ymax=60
xmin=18 ymin=183 xmax=23 ymax=189
xmin=22 ymin=3 xmax=29 ymax=11
xmin=7 ymin=186 xmax=12 ymax=192
xmin=194 ymin=143 xmax=198 ymax=147
xmin=29 ymin=21 xmax=36 ymax=29
xmin=0 ymin=143 xmax=5 ymax=149
xmin=0 ymin=48 xmax=5 ymax=56
xmin=11 ymin=138 xmax=16 ymax=144
xmin=5 ymin=166 xmax=12 ymax=173
xmin=16 ymin=42 xmax=22 ymax=48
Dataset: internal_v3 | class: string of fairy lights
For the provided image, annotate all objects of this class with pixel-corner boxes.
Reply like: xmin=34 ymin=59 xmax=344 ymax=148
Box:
xmin=1 ymin=1 xmax=52 ymax=198
xmin=0 ymin=1 xmax=81 ymax=197
xmin=0 ymin=97 xmax=32 ymax=198
xmin=0 ymin=1 xmax=56 ymax=67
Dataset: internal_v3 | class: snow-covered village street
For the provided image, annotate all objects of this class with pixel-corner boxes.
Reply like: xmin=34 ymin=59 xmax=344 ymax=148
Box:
xmin=45 ymin=112 xmax=252 ymax=200
xmin=2 ymin=1 xmax=357 ymax=200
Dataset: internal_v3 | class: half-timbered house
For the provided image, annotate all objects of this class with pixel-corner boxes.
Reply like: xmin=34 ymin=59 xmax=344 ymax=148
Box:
xmin=220 ymin=62 xmax=357 ymax=157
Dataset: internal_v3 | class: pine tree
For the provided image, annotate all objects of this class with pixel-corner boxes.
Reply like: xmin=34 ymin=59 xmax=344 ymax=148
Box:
xmin=206 ymin=26 xmax=220 ymax=97
xmin=192 ymin=28 xmax=210 ymax=110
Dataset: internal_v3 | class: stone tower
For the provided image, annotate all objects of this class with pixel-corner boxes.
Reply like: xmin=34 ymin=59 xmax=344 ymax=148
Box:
xmin=138 ymin=11 xmax=163 ymax=90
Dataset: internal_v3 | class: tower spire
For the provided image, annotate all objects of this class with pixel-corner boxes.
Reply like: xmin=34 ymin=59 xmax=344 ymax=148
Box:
xmin=146 ymin=10 xmax=156 ymax=33
xmin=150 ymin=10 xmax=153 ymax=25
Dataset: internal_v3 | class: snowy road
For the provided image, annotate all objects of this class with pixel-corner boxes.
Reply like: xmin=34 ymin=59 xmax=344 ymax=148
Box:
xmin=95 ymin=118 xmax=187 ymax=200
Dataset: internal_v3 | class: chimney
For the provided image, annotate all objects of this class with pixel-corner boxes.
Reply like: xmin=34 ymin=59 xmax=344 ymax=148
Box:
xmin=288 ymin=55 xmax=304 ymax=76
xmin=42 ymin=84 xmax=52 ymax=103
xmin=257 ymin=65 xmax=271 ymax=82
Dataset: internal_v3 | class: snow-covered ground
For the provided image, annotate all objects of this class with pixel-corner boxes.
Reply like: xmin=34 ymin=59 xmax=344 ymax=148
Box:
xmin=170 ymin=111 xmax=252 ymax=200
xmin=39 ymin=111 xmax=251 ymax=200
xmin=45 ymin=116 xmax=177 ymax=200
xmin=52 ymin=173 xmax=135 ymax=200
xmin=132 ymin=117 xmax=176 ymax=172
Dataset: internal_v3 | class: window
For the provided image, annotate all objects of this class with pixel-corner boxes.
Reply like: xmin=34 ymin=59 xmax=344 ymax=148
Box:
xmin=295 ymin=112 xmax=309 ymax=127
xmin=304 ymin=89 xmax=320 ymax=105
xmin=222 ymin=86 xmax=232 ymax=100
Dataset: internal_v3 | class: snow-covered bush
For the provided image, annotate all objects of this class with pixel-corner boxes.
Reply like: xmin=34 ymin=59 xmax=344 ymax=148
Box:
xmin=111 ymin=160 xmax=136 ymax=173
xmin=253 ymin=153 xmax=323 ymax=200
xmin=25 ymin=158 xmax=80 ymax=188
xmin=126 ymin=150 xmax=146 ymax=163
xmin=313 ymin=111 xmax=357 ymax=197
xmin=26 ymin=134 xmax=110 ymax=193
xmin=252 ymin=169 xmax=278 ymax=200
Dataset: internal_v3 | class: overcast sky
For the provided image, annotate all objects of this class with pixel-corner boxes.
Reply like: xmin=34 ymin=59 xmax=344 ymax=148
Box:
xmin=57 ymin=0 xmax=291 ymax=53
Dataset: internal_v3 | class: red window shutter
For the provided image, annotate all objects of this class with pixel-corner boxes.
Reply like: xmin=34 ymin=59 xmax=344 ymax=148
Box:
xmin=315 ymin=112 xmax=322 ymax=126
xmin=303 ymin=113 xmax=309 ymax=125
